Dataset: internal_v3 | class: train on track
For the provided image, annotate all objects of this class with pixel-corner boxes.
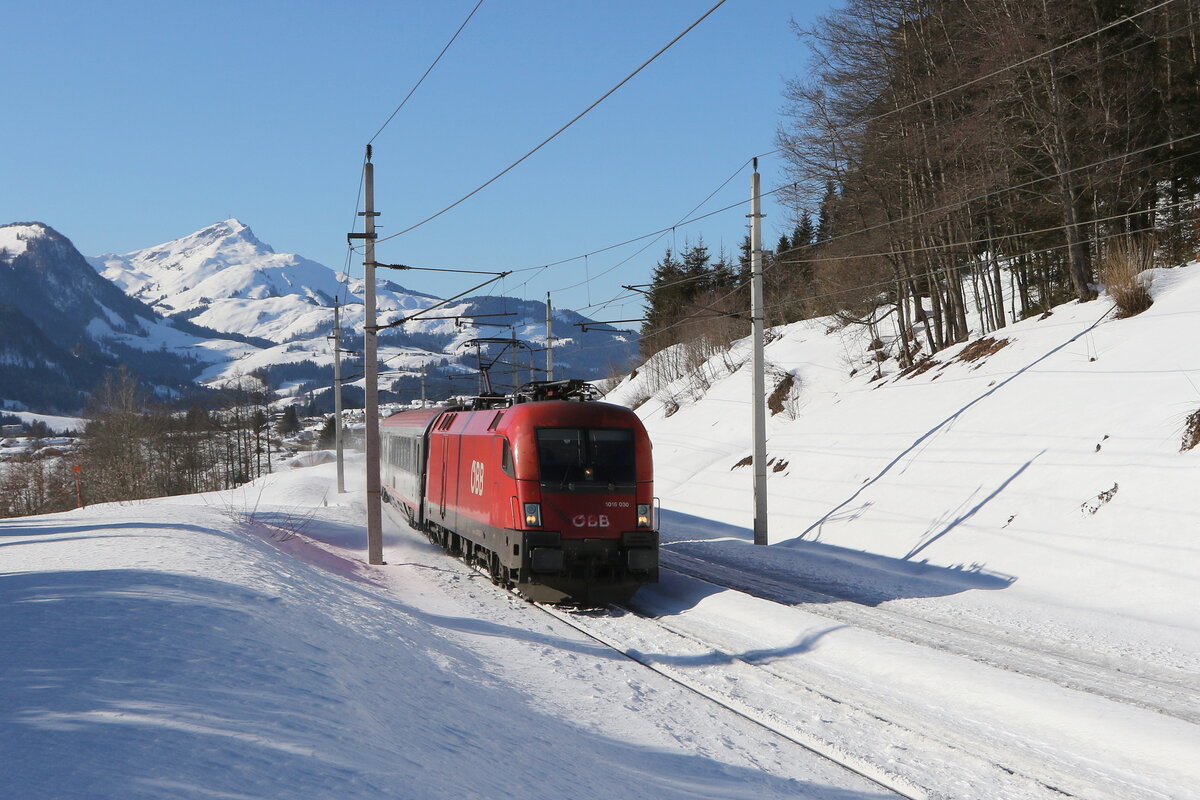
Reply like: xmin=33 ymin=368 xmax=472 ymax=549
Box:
xmin=380 ymin=380 xmax=658 ymax=605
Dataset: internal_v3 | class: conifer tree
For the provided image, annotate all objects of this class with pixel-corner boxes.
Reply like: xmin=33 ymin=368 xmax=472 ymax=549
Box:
xmin=776 ymin=234 xmax=791 ymax=257
xmin=640 ymin=248 xmax=687 ymax=358
xmin=710 ymin=247 xmax=737 ymax=291
xmin=276 ymin=405 xmax=300 ymax=436
xmin=792 ymin=212 xmax=815 ymax=250
xmin=815 ymin=180 xmax=838 ymax=242
xmin=680 ymin=240 xmax=712 ymax=296
xmin=318 ymin=416 xmax=337 ymax=449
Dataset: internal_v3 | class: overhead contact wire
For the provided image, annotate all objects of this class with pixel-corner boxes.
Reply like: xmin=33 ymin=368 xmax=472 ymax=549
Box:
xmin=368 ymin=0 xmax=487 ymax=146
xmin=368 ymin=0 xmax=729 ymax=246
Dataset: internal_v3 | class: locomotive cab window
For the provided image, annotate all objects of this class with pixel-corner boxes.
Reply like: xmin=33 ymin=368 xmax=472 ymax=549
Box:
xmin=536 ymin=427 xmax=635 ymax=491
xmin=501 ymin=438 xmax=515 ymax=477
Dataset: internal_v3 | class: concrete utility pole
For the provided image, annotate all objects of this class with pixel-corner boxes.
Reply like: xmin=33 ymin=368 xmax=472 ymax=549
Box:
xmin=750 ymin=159 xmax=768 ymax=546
xmin=510 ymin=330 xmax=519 ymax=392
xmin=420 ymin=364 xmax=427 ymax=407
xmin=331 ymin=301 xmax=346 ymax=494
xmin=545 ymin=292 xmax=554 ymax=382
xmin=353 ymin=146 xmax=384 ymax=565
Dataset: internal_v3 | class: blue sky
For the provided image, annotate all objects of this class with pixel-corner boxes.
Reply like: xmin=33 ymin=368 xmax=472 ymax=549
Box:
xmin=3 ymin=0 xmax=837 ymax=322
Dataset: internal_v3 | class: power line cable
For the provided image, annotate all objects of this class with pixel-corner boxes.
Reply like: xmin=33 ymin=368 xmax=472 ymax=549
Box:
xmin=355 ymin=3 xmax=1187 ymax=310
xmin=497 ymin=11 xmax=1199 ymax=302
xmin=557 ymin=184 xmax=1198 ymax=358
xmin=369 ymin=204 xmax=1152 ymax=391
xmin=768 ymin=130 xmax=1200 ymax=264
xmin=363 ymin=0 xmax=729 ymax=248
xmin=557 ymin=214 xmax=1179 ymax=362
xmin=771 ymin=11 xmax=1200 ymax=195
xmin=544 ymin=157 xmax=755 ymax=295
xmin=774 ymin=195 xmax=1199 ymax=267
xmin=412 ymin=97 xmax=1198 ymax=306
xmin=341 ymin=2 xmax=486 ymax=306
xmin=337 ymin=161 xmax=367 ymax=306
xmin=368 ymin=0 xmax=487 ymax=145
xmin=356 ymin=4 xmax=1190 ymax=361
xmin=405 ymin=134 xmax=1196 ymax=324
xmin=759 ymin=0 xmax=1180 ymax=167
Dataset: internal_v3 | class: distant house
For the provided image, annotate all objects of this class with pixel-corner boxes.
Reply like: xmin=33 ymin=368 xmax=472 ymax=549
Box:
xmin=0 ymin=424 xmax=22 ymax=437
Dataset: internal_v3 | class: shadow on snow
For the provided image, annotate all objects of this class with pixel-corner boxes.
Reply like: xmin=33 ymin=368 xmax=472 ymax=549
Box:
xmin=1 ymin=562 xmax=888 ymax=800
xmin=655 ymin=508 xmax=1015 ymax=611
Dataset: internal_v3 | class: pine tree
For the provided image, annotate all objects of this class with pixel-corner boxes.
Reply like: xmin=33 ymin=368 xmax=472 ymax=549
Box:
xmin=792 ymin=212 xmax=814 ymax=250
xmin=815 ymin=180 xmax=837 ymax=242
xmin=680 ymin=240 xmax=712 ymax=296
xmin=738 ymin=234 xmax=753 ymax=283
xmin=710 ymin=247 xmax=737 ymax=291
xmin=639 ymin=248 xmax=687 ymax=358
xmin=318 ymin=416 xmax=337 ymax=449
xmin=276 ymin=405 xmax=300 ymax=435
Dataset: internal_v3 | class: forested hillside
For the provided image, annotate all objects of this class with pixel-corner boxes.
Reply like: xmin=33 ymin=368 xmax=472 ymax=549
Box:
xmin=640 ymin=0 xmax=1199 ymax=366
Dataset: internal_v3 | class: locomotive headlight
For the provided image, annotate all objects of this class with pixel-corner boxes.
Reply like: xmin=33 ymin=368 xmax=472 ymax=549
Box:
xmin=637 ymin=503 xmax=652 ymax=528
xmin=524 ymin=503 xmax=542 ymax=527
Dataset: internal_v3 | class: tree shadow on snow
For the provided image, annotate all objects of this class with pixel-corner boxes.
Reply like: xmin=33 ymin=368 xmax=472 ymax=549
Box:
xmin=0 ymin=519 xmax=246 ymax=542
xmin=797 ymin=308 xmax=1111 ymax=543
xmin=655 ymin=508 xmax=1015 ymax=611
xmin=0 ymin=568 xmax=892 ymax=800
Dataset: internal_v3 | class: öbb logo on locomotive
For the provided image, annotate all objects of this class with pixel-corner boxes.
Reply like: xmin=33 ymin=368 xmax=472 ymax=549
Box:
xmin=377 ymin=380 xmax=659 ymax=606
xmin=469 ymin=460 xmax=485 ymax=496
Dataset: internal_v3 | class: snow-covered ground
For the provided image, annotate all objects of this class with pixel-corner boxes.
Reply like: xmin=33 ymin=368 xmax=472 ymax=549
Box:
xmin=3 ymin=264 xmax=1198 ymax=799
xmin=603 ymin=262 xmax=1200 ymax=798
xmin=1 ymin=459 xmax=888 ymax=799
xmin=2 ymin=410 xmax=86 ymax=433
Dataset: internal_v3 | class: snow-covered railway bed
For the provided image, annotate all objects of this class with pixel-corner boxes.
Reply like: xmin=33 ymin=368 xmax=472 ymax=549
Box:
xmin=659 ymin=549 xmax=1199 ymax=724
xmin=377 ymin=498 xmax=1196 ymax=798
xmin=589 ymin=567 xmax=1196 ymax=800
xmin=543 ymin=599 xmax=1140 ymax=800
xmin=540 ymin=602 xmax=933 ymax=799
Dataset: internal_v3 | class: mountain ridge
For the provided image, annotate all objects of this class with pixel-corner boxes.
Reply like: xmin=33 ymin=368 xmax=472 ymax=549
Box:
xmin=2 ymin=219 xmax=637 ymax=413
xmin=0 ymin=222 xmax=247 ymax=412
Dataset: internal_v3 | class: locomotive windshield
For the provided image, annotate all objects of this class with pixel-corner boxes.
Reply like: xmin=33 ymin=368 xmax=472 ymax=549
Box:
xmin=536 ymin=427 xmax=635 ymax=491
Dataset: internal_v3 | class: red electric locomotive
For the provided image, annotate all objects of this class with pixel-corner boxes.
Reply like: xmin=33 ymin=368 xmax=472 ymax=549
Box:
xmin=380 ymin=380 xmax=658 ymax=605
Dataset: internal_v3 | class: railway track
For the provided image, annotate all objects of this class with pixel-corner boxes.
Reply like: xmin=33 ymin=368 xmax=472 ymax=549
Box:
xmin=385 ymin=504 xmax=1185 ymax=799
xmin=532 ymin=564 xmax=1178 ymax=800
xmin=536 ymin=601 xmax=929 ymax=800
xmin=535 ymin=599 xmax=1131 ymax=800
xmin=658 ymin=548 xmax=1200 ymax=724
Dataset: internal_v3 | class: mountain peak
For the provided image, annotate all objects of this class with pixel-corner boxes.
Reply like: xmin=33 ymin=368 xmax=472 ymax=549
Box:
xmin=0 ymin=221 xmax=55 ymax=258
xmin=88 ymin=220 xmax=348 ymax=340
xmin=189 ymin=218 xmax=268 ymax=251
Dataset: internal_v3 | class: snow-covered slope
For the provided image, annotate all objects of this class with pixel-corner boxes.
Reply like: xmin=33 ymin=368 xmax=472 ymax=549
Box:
xmin=0 ymin=222 xmax=253 ymax=411
xmin=609 ymin=263 xmax=1200 ymax=628
xmin=0 ymin=460 xmax=884 ymax=800
xmin=4 ymin=266 xmax=1199 ymax=799
xmin=609 ymin=262 xmax=1200 ymax=715
xmin=90 ymin=219 xmax=351 ymax=341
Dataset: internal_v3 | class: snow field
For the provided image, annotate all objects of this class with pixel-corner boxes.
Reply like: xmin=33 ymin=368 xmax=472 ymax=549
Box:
xmin=5 ymin=263 xmax=1200 ymax=799
xmin=1 ymin=459 xmax=890 ymax=799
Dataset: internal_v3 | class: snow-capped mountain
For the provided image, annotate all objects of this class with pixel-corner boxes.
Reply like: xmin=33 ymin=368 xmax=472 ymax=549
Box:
xmin=90 ymin=220 xmax=638 ymax=403
xmin=0 ymin=218 xmax=637 ymax=413
xmin=1 ymin=222 xmax=252 ymax=412
xmin=5 ymin=222 xmax=156 ymax=340
xmin=89 ymin=219 xmax=349 ymax=342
